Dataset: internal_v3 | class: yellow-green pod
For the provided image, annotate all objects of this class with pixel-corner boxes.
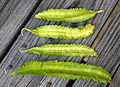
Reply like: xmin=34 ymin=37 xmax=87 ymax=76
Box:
xmin=20 ymin=44 xmax=98 ymax=57
xmin=6 ymin=60 xmax=112 ymax=83
xmin=22 ymin=24 xmax=95 ymax=39
xmin=34 ymin=8 xmax=103 ymax=22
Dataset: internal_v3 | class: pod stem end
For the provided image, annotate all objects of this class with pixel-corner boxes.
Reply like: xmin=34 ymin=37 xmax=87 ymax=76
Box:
xmin=19 ymin=47 xmax=27 ymax=53
xmin=21 ymin=28 xmax=29 ymax=36
xmin=5 ymin=69 xmax=11 ymax=76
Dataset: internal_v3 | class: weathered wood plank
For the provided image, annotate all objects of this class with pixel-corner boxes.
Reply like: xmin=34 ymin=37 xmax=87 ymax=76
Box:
xmin=73 ymin=3 xmax=120 ymax=87
xmin=0 ymin=0 xmax=8 ymax=10
xmin=0 ymin=0 xmax=119 ymax=87
xmin=0 ymin=0 xmax=42 ymax=60
xmin=109 ymin=66 xmax=120 ymax=87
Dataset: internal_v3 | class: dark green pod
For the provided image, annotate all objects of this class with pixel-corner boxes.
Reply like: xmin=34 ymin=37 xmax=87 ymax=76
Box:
xmin=22 ymin=24 xmax=95 ymax=39
xmin=20 ymin=44 xmax=98 ymax=57
xmin=6 ymin=61 xmax=112 ymax=83
xmin=35 ymin=8 xmax=103 ymax=22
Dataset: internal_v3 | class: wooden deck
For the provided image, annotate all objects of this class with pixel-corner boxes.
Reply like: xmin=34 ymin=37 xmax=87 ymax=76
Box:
xmin=0 ymin=0 xmax=120 ymax=87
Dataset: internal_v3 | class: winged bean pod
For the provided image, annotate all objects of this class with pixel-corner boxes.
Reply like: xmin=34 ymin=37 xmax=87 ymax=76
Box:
xmin=6 ymin=61 xmax=112 ymax=83
xmin=35 ymin=8 xmax=103 ymax=22
xmin=22 ymin=24 xmax=95 ymax=39
xmin=20 ymin=44 xmax=98 ymax=57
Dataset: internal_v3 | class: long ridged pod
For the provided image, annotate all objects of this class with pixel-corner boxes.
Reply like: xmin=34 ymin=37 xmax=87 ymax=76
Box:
xmin=22 ymin=24 xmax=95 ymax=39
xmin=34 ymin=8 xmax=103 ymax=22
xmin=6 ymin=61 xmax=112 ymax=83
xmin=20 ymin=44 xmax=98 ymax=57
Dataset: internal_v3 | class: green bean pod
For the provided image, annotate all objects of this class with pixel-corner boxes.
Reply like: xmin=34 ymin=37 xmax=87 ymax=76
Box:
xmin=20 ymin=44 xmax=98 ymax=57
xmin=35 ymin=8 xmax=103 ymax=22
xmin=6 ymin=60 xmax=112 ymax=83
xmin=22 ymin=24 xmax=95 ymax=39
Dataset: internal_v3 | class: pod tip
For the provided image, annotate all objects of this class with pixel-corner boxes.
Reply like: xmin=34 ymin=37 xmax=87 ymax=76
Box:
xmin=97 ymin=9 xmax=104 ymax=13
xmin=109 ymin=80 xmax=112 ymax=83
xmin=34 ymin=15 xmax=37 ymax=19
xmin=91 ymin=23 xmax=96 ymax=26
xmin=34 ymin=13 xmax=42 ymax=19
xmin=96 ymin=54 xmax=99 ymax=58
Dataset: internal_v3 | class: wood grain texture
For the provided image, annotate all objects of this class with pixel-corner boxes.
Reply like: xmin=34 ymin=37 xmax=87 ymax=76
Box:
xmin=0 ymin=0 xmax=119 ymax=87
xmin=73 ymin=3 xmax=120 ymax=87
xmin=0 ymin=0 xmax=8 ymax=10
xmin=0 ymin=0 xmax=42 ymax=60
xmin=109 ymin=66 xmax=120 ymax=87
